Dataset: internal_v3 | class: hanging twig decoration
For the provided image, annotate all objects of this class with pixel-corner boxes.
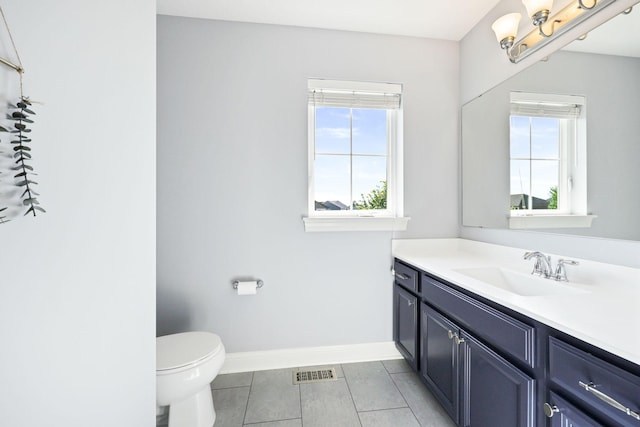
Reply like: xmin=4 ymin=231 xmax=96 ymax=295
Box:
xmin=10 ymin=99 xmax=43 ymax=216
xmin=0 ymin=124 xmax=7 ymax=223
xmin=0 ymin=3 xmax=44 ymax=220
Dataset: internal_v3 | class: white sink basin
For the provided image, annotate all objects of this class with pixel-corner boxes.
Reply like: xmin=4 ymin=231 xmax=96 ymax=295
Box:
xmin=453 ymin=267 xmax=589 ymax=297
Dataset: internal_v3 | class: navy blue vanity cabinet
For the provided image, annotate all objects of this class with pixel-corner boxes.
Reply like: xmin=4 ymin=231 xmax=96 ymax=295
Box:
xmin=545 ymin=391 xmax=605 ymax=427
xmin=421 ymin=273 xmax=536 ymax=369
xmin=393 ymin=261 xmax=419 ymax=293
xmin=421 ymin=303 xmax=460 ymax=424
xmin=394 ymin=286 xmax=418 ymax=369
xmin=392 ymin=258 xmax=640 ymax=427
xmin=420 ymin=271 xmax=537 ymax=427
xmin=393 ymin=261 xmax=420 ymax=370
xmin=421 ymin=299 xmax=535 ymax=427
xmin=461 ymin=332 xmax=535 ymax=427
xmin=548 ymin=337 xmax=640 ymax=427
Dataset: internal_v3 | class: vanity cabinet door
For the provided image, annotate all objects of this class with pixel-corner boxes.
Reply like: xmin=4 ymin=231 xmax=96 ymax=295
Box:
xmin=393 ymin=284 xmax=418 ymax=370
xmin=421 ymin=303 xmax=460 ymax=425
xmin=461 ymin=333 xmax=535 ymax=427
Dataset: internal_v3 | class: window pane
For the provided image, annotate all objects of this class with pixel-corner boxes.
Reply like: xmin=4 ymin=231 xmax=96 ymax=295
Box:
xmin=510 ymin=160 xmax=530 ymax=210
xmin=531 ymin=117 xmax=559 ymax=159
xmin=352 ymin=156 xmax=387 ymax=210
xmin=314 ymin=155 xmax=351 ymax=210
xmin=315 ymin=107 xmax=350 ymax=154
xmin=510 ymin=116 xmax=530 ymax=158
xmin=531 ymin=160 xmax=559 ymax=209
xmin=352 ymin=109 xmax=387 ymax=155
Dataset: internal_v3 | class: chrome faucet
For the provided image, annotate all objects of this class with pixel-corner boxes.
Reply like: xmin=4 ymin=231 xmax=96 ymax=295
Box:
xmin=523 ymin=251 xmax=553 ymax=278
xmin=523 ymin=251 xmax=580 ymax=281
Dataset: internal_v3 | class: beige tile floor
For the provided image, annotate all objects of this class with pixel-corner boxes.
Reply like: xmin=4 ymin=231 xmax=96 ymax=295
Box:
xmin=159 ymin=359 xmax=457 ymax=427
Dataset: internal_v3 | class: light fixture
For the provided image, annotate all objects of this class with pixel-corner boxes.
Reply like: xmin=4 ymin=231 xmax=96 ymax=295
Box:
xmin=492 ymin=0 xmax=617 ymax=63
xmin=523 ymin=0 xmax=554 ymax=26
xmin=491 ymin=13 xmax=522 ymax=49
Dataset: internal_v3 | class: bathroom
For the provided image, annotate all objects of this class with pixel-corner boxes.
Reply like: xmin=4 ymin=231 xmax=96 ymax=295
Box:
xmin=0 ymin=0 xmax=638 ymax=426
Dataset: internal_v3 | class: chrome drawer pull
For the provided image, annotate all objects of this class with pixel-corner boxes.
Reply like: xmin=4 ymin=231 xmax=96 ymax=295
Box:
xmin=446 ymin=330 xmax=465 ymax=345
xmin=395 ymin=272 xmax=410 ymax=280
xmin=543 ymin=403 xmax=559 ymax=418
xmin=578 ymin=381 xmax=640 ymax=421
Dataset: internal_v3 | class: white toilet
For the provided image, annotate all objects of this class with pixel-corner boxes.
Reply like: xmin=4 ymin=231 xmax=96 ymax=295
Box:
xmin=156 ymin=331 xmax=226 ymax=427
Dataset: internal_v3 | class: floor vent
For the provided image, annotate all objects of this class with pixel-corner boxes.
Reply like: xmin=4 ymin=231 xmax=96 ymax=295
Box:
xmin=293 ymin=367 xmax=338 ymax=384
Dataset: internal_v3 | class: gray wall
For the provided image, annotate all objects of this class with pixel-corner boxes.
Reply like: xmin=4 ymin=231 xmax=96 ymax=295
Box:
xmin=157 ymin=16 xmax=459 ymax=352
xmin=0 ymin=2 xmax=156 ymax=426
xmin=460 ymin=0 xmax=640 ymax=267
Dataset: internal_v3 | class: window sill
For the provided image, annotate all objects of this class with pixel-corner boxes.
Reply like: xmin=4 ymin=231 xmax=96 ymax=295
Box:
xmin=508 ymin=214 xmax=597 ymax=229
xmin=303 ymin=216 xmax=410 ymax=232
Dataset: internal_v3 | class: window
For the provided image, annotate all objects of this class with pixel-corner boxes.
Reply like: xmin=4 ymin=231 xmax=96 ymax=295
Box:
xmin=508 ymin=92 xmax=593 ymax=228
xmin=304 ymin=79 xmax=408 ymax=232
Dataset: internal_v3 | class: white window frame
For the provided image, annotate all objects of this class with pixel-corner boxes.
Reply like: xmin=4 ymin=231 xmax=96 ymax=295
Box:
xmin=508 ymin=92 xmax=595 ymax=229
xmin=303 ymin=79 xmax=409 ymax=232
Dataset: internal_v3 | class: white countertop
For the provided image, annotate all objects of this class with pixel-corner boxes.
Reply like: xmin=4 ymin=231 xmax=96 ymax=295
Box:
xmin=392 ymin=238 xmax=640 ymax=366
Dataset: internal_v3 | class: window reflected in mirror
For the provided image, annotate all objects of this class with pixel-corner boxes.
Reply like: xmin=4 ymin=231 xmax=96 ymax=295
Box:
xmin=509 ymin=92 xmax=585 ymax=216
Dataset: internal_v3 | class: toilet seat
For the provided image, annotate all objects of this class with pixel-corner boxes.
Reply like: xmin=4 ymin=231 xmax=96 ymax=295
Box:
xmin=157 ymin=331 xmax=223 ymax=372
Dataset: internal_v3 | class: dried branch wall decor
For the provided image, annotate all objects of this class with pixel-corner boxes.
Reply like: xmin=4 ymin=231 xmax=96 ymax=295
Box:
xmin=9 ymin=99 xmax=43 ymax=216
xmin=0 ymin=3 xmax=45 ymax=222
xmin=0 ymin=124 xmax=7 ymax=223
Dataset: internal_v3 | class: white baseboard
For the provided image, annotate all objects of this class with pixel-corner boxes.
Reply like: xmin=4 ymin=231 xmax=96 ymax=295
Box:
xmin=220 ymin=341 xmax=402 ymax=374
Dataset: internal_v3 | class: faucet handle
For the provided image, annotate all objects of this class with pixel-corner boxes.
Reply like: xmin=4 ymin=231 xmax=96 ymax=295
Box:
xmin=554 ymin=259 xmax=579 ymax=281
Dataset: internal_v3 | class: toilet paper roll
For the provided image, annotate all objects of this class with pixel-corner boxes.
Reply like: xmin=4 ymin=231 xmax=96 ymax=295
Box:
xmin=236 ymin=281 xmax=258 ymax=295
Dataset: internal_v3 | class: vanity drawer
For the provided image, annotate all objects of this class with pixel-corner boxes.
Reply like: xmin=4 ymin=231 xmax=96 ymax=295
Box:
xmin=393 ymin=260 xmax=419 ymax=294
xmin=549 ymin=337 xmax=640 ymax=426
xmin=422 ymin=273 xmax=535 ymax=368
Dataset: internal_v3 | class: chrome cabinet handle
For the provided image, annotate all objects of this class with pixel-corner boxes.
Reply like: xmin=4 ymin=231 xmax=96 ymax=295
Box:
xmin=579 ymin=381 xmax=640 ymax=421
xmin=446 ymin=330 xmax=464 ymax=345
xmin=407 ymin=300 xmax=414 ymax=307
xmin=543 ymin=403 xmax=559 ymax=418
xmin=395 ymin=272 xmax=410 ymax=280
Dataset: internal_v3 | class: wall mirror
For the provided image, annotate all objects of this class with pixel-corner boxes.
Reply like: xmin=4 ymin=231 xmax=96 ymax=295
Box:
xmin=462 ymin=3 xmax=640 ymax=241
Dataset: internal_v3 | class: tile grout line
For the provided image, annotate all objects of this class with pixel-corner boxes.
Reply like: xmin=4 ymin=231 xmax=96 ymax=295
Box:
xmin=356 ymin=404 xmax=414 ymax=413
xmin=298 ymin=367 xmax=304 ymax=427
xmin=388 ymin=371 xmax=410 ymax=407
xmin=389 ymin=372 xmax=423 ymax=426
xmin=382 ymin=361 xmax=415 ymax=415
xmin=244 ymin=416 xmax=302 ymax=426
xmin=241 ymin=371 xmax=255 ymax=426
xmin=382 ymin=363 xmax=410 ymax=411
xmin=341 ymin=363 xmax=364 ymax=427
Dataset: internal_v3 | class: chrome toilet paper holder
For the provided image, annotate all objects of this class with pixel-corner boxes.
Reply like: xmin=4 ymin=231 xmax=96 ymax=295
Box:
xmin=232 ymin=279 xmax=264 ymax=289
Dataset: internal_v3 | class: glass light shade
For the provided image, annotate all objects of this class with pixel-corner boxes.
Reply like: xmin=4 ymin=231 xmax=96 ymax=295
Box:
xmin=522 ymin=0 xmax=554 ymax=18
xmin=491 ymin=13 xmax=522 ymax=43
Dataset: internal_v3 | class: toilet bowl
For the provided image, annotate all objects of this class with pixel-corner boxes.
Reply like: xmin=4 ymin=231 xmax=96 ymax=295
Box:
xmin=156 ymin=331 xmax=226 ymax=427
